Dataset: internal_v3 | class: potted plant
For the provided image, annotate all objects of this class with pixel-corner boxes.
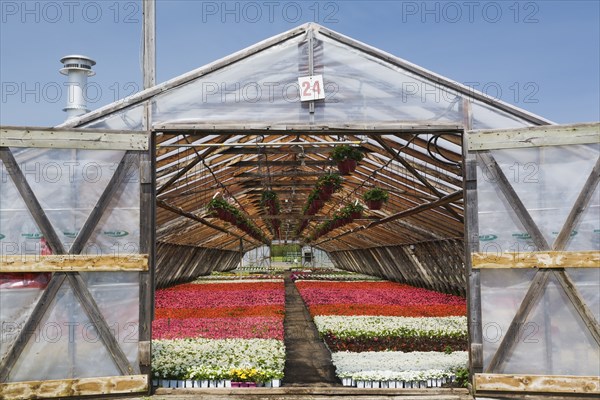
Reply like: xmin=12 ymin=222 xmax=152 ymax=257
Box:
xmin=208 ymin=197 xmax=231 ymax=221
xmin=363 ymin=187 xmax=389 ymax=210
xmin=330 ymin=145 xmax=364 ymax=175
xmin=344 ymin=202 xmax=364 ymax=220
xmin=261 ymin=190 xmax=279 ymax=214
xmin=316 ymin=173 xmax=342 ymax=200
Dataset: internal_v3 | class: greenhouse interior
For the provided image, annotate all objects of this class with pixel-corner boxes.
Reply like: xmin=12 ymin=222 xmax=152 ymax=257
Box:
xmin=0 ymin=22 xmax=598 ymax=400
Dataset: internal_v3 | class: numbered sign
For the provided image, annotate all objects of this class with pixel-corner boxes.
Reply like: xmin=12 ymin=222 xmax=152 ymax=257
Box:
xmin=298 ymin=75 xmax=325 ymax=101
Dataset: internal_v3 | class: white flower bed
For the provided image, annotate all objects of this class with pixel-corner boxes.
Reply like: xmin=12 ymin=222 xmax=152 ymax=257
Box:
xmin=332 ymin=351 xmax=467 ymax=385
xmin=152 ymin=338 xmax=285 ymax=380
xmin=314 ymin=315 xmax=467 ymax=338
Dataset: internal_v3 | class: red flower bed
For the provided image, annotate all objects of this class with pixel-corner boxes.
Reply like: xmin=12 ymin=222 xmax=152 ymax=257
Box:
xmin=155 ymin=288 xmax=284 ymax=309
xmin=153 ymin=280 xmax=285 ymax=340
xmin=295 ymin=280 xmax=465 ymax=315
xmin=153 ymin=317 xmax=284 ymax=340
xmin=155 ymin=305 xmax=284 ymax=320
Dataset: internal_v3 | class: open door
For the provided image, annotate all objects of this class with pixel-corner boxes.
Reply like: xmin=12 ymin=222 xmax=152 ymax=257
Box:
xmin=0 ymin=127 xmax=154 ymax=399
xmin=464 ymin=122 xmax=600 ymax=398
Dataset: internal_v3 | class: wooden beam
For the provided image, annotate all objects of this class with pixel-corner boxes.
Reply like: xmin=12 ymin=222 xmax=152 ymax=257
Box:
xmin=467 ymin=122 xmax=599 ymax=151
xmin=153 ymin=121 xmax=464 ymax=135
xmin=474 ymin=373 xmax=600 ymax=394
xmin=138 ymin=132 xmax=155 ymax=375
xmin=463 ymin=120 xmax=484 ymax=373
xmin=478 ymin=152 xmax=550 ymax=250
xmin=0 ymin=126 xmax=148 ymax=150
xmin=66 ymin=273 xmax=134 ymax=375
xmin=233 ymin=159 xmax=335 ymax=167
xmin=472 ymin=251 xmax=600 ymax=269
xmin=219 ymin=146 xmax=337 ymax=155
xmin=142 ymin=0 xmax=155 ymax=89
xmin=0 ymin=255 xmax=148 ymax=272
xmin=236 ymin=170 xmax=328 ymax=178
xmin=0 ymin=375 xmax=148 ymax=399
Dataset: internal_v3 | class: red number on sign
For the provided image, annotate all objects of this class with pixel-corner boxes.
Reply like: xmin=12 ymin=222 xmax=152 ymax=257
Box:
xmin=312 ymin=80 xmax=321 ymax=96
xmin=302 ymin=81 xmax=311 ymax=97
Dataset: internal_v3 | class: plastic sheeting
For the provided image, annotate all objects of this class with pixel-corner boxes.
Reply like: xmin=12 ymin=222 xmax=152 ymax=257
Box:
xmin=7 ymin=277 xmax=140 ymax=381
xmin=481 ymin=269 xmax=600 ymax=376
xmin=0 ymin=288 xmax=44 ymax=362
xmin=0 ymin=147 xmax=142 ymax=382
xmin=477 ymin=142 xmax=600 ymax=377
xmin=476 ymin=143 xmax=600 ymax=251
xmin=81 ymin=29 xmax=533 ymax=130
xmin=0 ymin=148 xmax=140 ymax=255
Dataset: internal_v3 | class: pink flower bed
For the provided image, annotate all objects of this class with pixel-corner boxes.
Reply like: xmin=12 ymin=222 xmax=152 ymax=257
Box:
xmin=296 ymin=281 xmax=464 ymax=308
xmin=155 ymin=289 xmax=284 ymax=309
xmin=153 ymin=280 xmax=285 ymax=340
xmin=153 ymin=317 xmax=284 ymax=340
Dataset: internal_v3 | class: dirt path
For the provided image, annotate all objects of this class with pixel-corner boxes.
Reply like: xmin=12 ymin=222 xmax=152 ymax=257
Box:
xmin=282 ymin=271 xmax=340 ymax=386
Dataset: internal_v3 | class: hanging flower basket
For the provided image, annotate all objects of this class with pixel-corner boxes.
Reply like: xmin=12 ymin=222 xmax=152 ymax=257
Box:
xmin=349 ymin=211 xmax=362 ymax=220
xmin=363 ymin=188 xmax=389 ymax=210
xmin=337 ymin=159 xmax=357 ymax=175
xmin=365 ymin=199 xmax=384 ymax=210
xmin=330 ymin=145 xmax=363 ymax=175
xmin=264 ymin=199 xmax=276 ymax=211
xmin=311 ymin=199 xmax=324 ymax=210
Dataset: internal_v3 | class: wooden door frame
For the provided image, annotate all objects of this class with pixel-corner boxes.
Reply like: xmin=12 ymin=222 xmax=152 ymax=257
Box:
xmin=0 ymin=127 xmax=154 ymax=399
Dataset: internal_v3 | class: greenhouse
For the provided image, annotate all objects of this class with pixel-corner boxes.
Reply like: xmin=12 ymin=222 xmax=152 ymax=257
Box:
xmin=0 ymin=22 xmax=598 ymax=399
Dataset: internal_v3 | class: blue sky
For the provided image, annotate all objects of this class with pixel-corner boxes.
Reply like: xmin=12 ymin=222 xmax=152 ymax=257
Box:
xmin=1 ymin=0 xmax=598 ymax=126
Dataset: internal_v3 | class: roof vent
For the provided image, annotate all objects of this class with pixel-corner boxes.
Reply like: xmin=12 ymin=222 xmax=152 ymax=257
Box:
xmin=59 ymin=55 xmax=96 ymax=121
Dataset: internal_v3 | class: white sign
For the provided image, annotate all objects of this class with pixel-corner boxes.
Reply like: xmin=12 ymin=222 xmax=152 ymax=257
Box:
xmin=298 ymin=75 xmax=325 ymax=102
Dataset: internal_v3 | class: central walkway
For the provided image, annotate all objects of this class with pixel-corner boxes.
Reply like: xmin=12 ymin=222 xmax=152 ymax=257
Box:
xmin=282 ymin=271 xmax=340 ymax=386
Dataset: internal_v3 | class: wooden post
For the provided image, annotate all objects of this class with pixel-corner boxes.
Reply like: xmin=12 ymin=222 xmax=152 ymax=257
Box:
xmin=462 ymin=98 xmax=484 ymax=380
xmin=141 ymin=3 xmax=155 ymax=390
xmin=142 ymin=0 xmax=156 ymax=90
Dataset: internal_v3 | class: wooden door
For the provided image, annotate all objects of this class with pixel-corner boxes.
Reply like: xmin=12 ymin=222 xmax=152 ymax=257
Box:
xmin=464 ymin=123 xmax=600 ymax=398
xmin=0 ymin=127 xmax=154 ymax=399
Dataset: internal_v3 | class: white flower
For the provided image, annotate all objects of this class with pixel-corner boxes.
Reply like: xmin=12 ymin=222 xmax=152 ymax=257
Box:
xmin=152 ymin=338 xmax=285 ymax=379
xmin=314 ymin=316 xmax=467 ymax=338
xmin=331 ymin=350 xmax=467 ymax=381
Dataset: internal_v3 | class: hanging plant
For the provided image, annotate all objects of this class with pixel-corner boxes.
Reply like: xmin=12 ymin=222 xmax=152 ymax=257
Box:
xmin=344 ymin=202 xmax=365 ymax=220
xmin=208 ymin=198 xmax=233 ymax=221
xmin=208 ymin=197 xmax=269 ymax=243
xmin=316 ymin=173 xmax=342 ymax=200
xmin=363 ymin=188 xmax=389 ymax=210
xmin=330 ymin=145 xmax=364 ymax=175
xmin=261 ymin=190 xmax=279 ymax=214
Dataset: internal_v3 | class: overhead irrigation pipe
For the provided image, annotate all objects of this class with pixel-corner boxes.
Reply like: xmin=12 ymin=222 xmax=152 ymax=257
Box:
xmin=158 ymin=140 xmax=363 ymax=148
